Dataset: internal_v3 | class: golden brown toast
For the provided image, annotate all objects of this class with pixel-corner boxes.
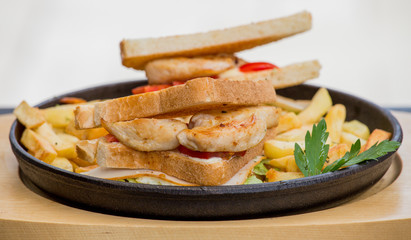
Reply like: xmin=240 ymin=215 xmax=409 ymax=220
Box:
xmin=75 ymin=77 xmax=277 ymax=129
xmin=121 ymin=11 xmax=312 ymax=70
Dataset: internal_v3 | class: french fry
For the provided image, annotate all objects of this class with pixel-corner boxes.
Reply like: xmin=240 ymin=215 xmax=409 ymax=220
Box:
xmin=275 ymin=125 xmax=312 ymax=142
xmin=50 ymin=157 xmax=73 ymax=172
xmin=41 ymin=104 xmax=77 ymax=128
xmin=325 ymin=104 xmax=346 ymax=144
xmin=52 ymin=127 xmax=66 ymax=134
xmin=264 ymin=140 xmax=304 ymax=159
xmin=340 ymin=131 xmax=366 ymax=146
xmin=268 ymin=156 xmax=289 ymax=171
xmin=65 ymin=119 xmax=108 ymax=140
xmin=285 ymin=156 xmax=300 ymax=172
xmin=276 ymin=112 xmax=303 ymax=134
xmin=266 ymin=169 xmax=304 ymax=182
xmin=13 ymin=101 xmax=46 ymax=129
xmin=21 ymin=129 xmax=57 ymax=163
xmin=34 ymin=123 xmax=78 ymax=159
xmin=361 ymin=129 xmax=392 ymax=152
xmin=274 ymin=95 xmax=309 ymax=113
xmin=268 ymin=155 xmax=300 ymax=172
xmin=323 ymin=143 xmax=350 ymax=169
xmin=56 ymin=133 xmax=80 ymax=159
xmin=343 ymin=120 xmax=370 ymax=140
xmin=297 ymin=88 xmax=332 ymax=124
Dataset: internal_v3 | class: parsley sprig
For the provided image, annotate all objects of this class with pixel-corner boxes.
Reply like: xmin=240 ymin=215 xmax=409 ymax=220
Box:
xmin=294 ymin=119 xmax=400 ymax=177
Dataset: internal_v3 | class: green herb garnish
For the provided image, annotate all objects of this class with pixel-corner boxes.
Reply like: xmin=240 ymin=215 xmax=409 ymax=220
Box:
xmin=294 ymin=119 xmax=400 ymax=177
xmin=294 ymin=119 xmax=329 ymax=176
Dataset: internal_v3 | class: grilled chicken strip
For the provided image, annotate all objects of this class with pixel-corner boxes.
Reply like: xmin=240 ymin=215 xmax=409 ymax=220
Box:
xmin=145 ymin=55 xmax=237 ymax=84
xmin=178 ymin=106 xmax=279 ymax=152
xmin=189 ymin=106 xmax=279 ymax=129
xmin=101 ymin=118 xmax=187 ymax=151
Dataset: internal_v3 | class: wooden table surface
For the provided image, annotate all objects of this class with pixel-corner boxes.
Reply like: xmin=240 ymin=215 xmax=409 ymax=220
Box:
xmin=0 ymin=112 xmax=410 ymax=240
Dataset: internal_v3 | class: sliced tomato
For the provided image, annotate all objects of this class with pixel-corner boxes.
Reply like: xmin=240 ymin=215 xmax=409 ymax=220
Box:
xmin=239 ymin=62 xmax=278 ymax=73
xmin=177 ymin=145 xmax=246 ymax=159
xmin=105 ymin=134 xmax=119 ymax=143
xmin=132 ymin=84 xmax=171 ymax=94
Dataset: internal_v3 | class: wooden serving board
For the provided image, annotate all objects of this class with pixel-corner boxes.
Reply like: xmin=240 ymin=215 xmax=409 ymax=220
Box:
xmin=0 ymin=112 xmax=410 ymax=240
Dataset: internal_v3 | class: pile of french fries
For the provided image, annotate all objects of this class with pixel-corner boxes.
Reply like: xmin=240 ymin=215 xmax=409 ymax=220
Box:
xmin=13 ymin=99 xmax=107 ymax=173
xmin=264 ymin=88 xmax=392 ymax=182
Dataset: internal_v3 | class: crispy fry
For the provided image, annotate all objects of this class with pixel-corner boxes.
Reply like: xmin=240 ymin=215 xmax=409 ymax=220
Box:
xmin=274 ymin=95 xmax=309 ymax=113
xmin=264 ymin=140 xmax=304 ymax=159
xmin=297 ymin=88 xmax=332 ymax=124
xmin=21 ymin=129 xmax=57 ymax=163
xmin=41 ymin=104 xmax=77 ymax=128
xmin=269 ymin=155 xmax=300 ymax=172
xmin=65 ymin=119 xmax=108 ymax=140
xmin=361 ymin=129 xmax=392 ymax=152
xmin=276 ymin=112 xmax=303 ymax=134
xmin=56 ymin=133 xmax=79 ymax=159
xmin=275 ymin=125 xmax=312 ymax=142
xmin=34 ymin=122 xmax=76 ymax=159
xmin=266 ymin=169 xmax=304 ymax=182
xmin=340 ymin=131 xmax=366 ymax=146
xmin=50 ymin=157 xmax=74 ymax=172
xmin=13 ymin=101 xmax=46 ymax=129
xmin=343 ymin=120 xmax=370 ymax=140
xmin=323 ymin=143 xmax=350 ymax=169
xmin=325 ymin=104 xmax=346 ymax=144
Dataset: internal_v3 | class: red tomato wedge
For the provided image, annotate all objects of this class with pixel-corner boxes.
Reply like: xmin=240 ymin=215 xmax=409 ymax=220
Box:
xmin=105 ymin=134 xmax=119 ymax=143
xmin=131 ymin=84 xmax=171 ymax=94
xmin=177 ymin=145 xmax=246 ymax=160
xmin=239 ymin=62 xmax=278 ymax=73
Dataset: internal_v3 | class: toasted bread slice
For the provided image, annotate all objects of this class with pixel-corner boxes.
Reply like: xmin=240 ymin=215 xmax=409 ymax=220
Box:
xmin=219 ymin=60 xmax=321 ymax=89
xmin=121 ymin=11 xmax=312 ymax=70
xmin=95 ymin=127 xmax=276 ymax=186
xmin=75 ymin=77 xmax=277 ymax=129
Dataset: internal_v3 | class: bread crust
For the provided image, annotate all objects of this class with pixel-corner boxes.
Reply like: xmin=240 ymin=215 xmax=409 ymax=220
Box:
xmin=96 ymin=127 xmax=276 ymax=185
xmin=121 ymin=11 xmax=312 ymax=70
xmin=75 ymin=77 xmax=276 ymax=129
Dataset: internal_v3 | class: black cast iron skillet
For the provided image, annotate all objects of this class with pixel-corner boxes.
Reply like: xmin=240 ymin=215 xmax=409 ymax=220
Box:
xmin=9 ymin=81 xmax=403 ymax=220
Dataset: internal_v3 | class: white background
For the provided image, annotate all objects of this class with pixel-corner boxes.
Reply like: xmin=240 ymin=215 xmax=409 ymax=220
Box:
xmin=1 ymin=0 xmax=410 ymax=108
